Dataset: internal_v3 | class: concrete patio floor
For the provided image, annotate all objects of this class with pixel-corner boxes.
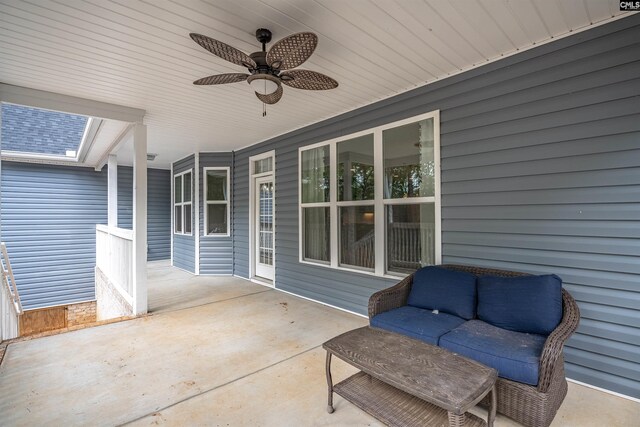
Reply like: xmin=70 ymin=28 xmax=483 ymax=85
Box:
xmin=0 ymin=264 xmax=638 ymax=426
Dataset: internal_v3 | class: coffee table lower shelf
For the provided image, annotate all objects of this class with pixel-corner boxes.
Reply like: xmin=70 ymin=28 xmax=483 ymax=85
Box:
xmin=334 ymin=372 xmax=486 ymax=427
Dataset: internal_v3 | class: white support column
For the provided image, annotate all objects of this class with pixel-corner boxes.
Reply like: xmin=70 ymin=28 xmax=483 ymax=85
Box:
xmin=107 ymin=154 xmax=118 ymax=227
xmin=132 ymin=123 xmax=147 ymax=315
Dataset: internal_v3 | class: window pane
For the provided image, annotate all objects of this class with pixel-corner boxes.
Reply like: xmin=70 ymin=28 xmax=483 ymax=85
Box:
xmin=303 ymin=207 xmax=330 ymax=262
xmin=174 ymin=176 xmax=182 ymax=203
xmin=301 ymin=146 xmax=330 ymax=203
xmin=254 ymin=157 xmax=273 ymax=174
xmin=337 ymin=134 xmax=374 ymax=201
xmin=383 ymin=118 xmax=435 ymax=199
xmin=174 ymin=206 xmax=182 ymax=233
xmin=184 ymin=204 xmax=192 ymax=234
xmin=183 ymin=172 xmax=192 ymax=202
xmin=207 ymin=204 xmax=227 ymax=234
xmin=206 ymin=170 xmax=228 ymax=201
xmin=339 ymin=206 xmax=374 ymax=270
xmin=386 ymin=203 xmax=435 ymax=274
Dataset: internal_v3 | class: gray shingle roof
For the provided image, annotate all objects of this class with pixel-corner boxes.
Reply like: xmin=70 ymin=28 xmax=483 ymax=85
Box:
xmin=1 ymin=103 xmax=88 ymax=156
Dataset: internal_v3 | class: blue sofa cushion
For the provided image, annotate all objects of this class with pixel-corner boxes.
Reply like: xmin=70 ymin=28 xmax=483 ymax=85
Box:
xmin=477 ymin=274 xmax=563 ymax=335
xmin=371 ymin=306 xmax=466 ymax=345
xmin=407 ymin=266 xmax=477 ymax=320
xmin=440 ymin=320 xmax=547 ymax=385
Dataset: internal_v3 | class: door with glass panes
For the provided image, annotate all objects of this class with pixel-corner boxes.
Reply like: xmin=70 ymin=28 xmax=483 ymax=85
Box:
xmin=254 ymin=176 xmax=274 ymax=280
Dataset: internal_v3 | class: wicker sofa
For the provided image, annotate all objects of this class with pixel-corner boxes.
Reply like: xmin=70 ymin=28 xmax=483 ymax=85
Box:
xmin=368 ymin=264 xmax=580 ymax=427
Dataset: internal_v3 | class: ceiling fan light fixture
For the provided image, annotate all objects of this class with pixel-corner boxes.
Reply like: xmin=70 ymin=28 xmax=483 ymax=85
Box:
xmin=190 ymin=29 xmax=337 ymax=109
xmin=247 ymin=74 xmax=279 ymax=95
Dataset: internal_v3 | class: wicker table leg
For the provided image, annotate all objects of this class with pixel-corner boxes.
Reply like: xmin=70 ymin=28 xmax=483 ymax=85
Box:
xmin=488 ymin=384 xmax=496 ymax=427
xmin=447 ymin=412 xmax=465 ymax=427
xmin=326 ymin=351 xmax=334 ymax=414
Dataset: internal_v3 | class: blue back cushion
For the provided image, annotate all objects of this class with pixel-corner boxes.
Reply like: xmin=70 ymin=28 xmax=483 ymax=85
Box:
xmin=477 ymin=274 xmax=563 ymax=335
xmin=407 ymin=266 xmax=477 ymax=320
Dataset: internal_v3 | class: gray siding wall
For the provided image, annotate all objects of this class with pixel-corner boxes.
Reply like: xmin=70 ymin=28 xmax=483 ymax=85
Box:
xmin=172 ymin=155 xmax=195 ymax=273
xmin=0 ymin=162 xmax=172 ymax=309
xmin=1 ymin=161 xmax=107 ymax=309
xmin=199 ymin=152 xmax=233 ymax=275
xmin=232 ymin=154 xmax=249 ymax=279
xmin=117 ymin=167 xmax=171 ymax=261
xmin=117 ymin=166 xmax=133 ymax=228
xmin=233 ymin=15 xmax=640 ymax=398
xmin=147 ymin=168 xmax=171 ymax=261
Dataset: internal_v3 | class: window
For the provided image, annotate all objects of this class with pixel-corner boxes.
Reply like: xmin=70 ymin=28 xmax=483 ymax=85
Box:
xmin=174 ymin=170 xmax=193 ymax=235
xmin=204 ymin=167 xmax=230 ymax=236
xmin=337 ymin=134 xmax=375 ymax=270
xmin=253 ymin=156 xmax=273 ymax=174
xmin=300 ymin=145 xmax=330 ymax=263
xmin=299 ymin=111 xmax=440 ymax=277
xmin=383 ymin=117 xmax=436 ymax=273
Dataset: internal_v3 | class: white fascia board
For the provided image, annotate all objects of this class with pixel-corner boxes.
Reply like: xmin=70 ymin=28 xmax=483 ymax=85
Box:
xmin=0 ymin=83 xmax=145 ymax=123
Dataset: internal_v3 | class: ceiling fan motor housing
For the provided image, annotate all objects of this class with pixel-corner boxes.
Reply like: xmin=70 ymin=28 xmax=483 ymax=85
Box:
xmin=255 ymin=28 xmax=272 ymax=45
xmin=249 ymin=52 xmax=274 ymax=73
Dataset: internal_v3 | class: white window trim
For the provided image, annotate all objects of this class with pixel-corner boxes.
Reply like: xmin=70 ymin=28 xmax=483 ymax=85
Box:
xmin=298 ymin=110 xmax=441 ymax=279
xmin=203 ymin=166 xmax=231 ymax=237
xmin=173 ymin=168 xmax=193 ymax=236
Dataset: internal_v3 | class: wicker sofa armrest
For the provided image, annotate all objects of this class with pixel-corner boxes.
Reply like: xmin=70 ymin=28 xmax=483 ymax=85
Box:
xmin=537 ymin=289 xmax=580 ymax=392
xmin=368 ymin=274 xmax=414 ymax=319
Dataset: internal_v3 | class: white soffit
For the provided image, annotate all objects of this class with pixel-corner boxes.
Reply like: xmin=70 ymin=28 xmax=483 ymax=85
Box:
xmin=0 ymin=0 xmax=631 ymax=168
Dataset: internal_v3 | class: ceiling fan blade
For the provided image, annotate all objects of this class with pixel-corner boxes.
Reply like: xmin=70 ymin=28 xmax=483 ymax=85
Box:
xmin=190 ymin=33 xmax=257 ymax=69
xmin=266 ymin=32 xmax=318 ymax=70
xmin=279 ymin=70 xmax=338 ymax=90
xmin=255 ymin=85 xmax=283 ymax=105
xmin=193 ymin=73 xmax=249 ymax=85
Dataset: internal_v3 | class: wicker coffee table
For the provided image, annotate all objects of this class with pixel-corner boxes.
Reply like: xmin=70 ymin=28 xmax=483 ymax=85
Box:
xmin=323 ymin=327 xmax=498 ymax=427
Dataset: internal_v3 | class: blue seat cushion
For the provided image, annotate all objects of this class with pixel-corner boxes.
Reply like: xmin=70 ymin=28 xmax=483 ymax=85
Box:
xmin=407 ymin=266 xmax=477 ymax=320
xmin=440 ymin=320 xmax=547 ymax=385
xmin=371 ymin=306 xmax=466 ymax=345
xmin=477 ymin=274 xmax=563 ymax=335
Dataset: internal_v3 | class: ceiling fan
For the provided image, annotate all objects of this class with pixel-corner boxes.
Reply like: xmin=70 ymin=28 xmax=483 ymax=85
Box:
xmin=190 ymin=28 xmax=338 ymax=112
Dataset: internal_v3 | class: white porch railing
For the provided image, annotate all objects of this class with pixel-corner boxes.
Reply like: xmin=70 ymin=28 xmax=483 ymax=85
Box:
xmin=1 ymin=242 xmax=22 ymax=340
xmin=339 ymin=223 xmax=436 ymax=271
xmin=388 ymin=223 xmax=435 ymax=270
xmin=96 ymin=224 xmax=134 ymax=305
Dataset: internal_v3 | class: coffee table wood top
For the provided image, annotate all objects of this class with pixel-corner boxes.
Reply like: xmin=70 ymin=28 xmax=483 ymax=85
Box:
xmin=323 ymin=326 xmax=497 ymax=415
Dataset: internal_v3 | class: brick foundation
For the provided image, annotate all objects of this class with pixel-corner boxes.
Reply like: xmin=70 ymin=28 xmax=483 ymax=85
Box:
xmin=66 ymin=301 xmax=97 ymax=327
xmin=17 ymin=300 xmax=97 ymax=337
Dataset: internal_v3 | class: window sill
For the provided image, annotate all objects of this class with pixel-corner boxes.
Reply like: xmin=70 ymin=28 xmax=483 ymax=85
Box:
xmin=202 ymin=233 xmax=230 ymax=238
xmin=298 ymin=259 xmax=407 ymax=281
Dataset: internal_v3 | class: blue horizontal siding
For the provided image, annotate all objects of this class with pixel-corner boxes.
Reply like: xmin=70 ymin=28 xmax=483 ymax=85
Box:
xmin=233 ymin=15 xmax=640 ymax=398
xmin=172 ymin=155 xmax=195 ymax=273
xmin=117 ymin=166 xmax=171 ymax=261
xmin=0 ymin=161 xmax=171 ymax=309
xmin=199 ymin=152 xmax=233 ymax=275
xmin=0 ymin=162 xmax=106 ymax=309
xmin=147 ymin=168 xmax=171 ymax=261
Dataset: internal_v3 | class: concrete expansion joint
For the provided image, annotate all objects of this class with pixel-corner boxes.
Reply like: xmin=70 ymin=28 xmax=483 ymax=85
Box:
xmin=122 ymin=344 xmax=322 ymax=426
xmin=150 ymin=289 xmax=273 ymax=316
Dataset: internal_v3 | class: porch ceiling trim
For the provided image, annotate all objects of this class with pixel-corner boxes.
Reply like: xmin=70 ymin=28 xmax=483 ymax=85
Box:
xmin=0 ymin=83 xmax=145 ymax=123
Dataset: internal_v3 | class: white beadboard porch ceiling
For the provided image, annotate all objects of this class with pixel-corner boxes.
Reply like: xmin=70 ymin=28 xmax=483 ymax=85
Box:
xmin=0 ymin=0 xmax=629 ymax=169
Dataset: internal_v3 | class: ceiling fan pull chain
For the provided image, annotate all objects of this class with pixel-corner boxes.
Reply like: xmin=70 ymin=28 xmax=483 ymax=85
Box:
xmin=263 ymin=102 xmax=267 ymax=117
